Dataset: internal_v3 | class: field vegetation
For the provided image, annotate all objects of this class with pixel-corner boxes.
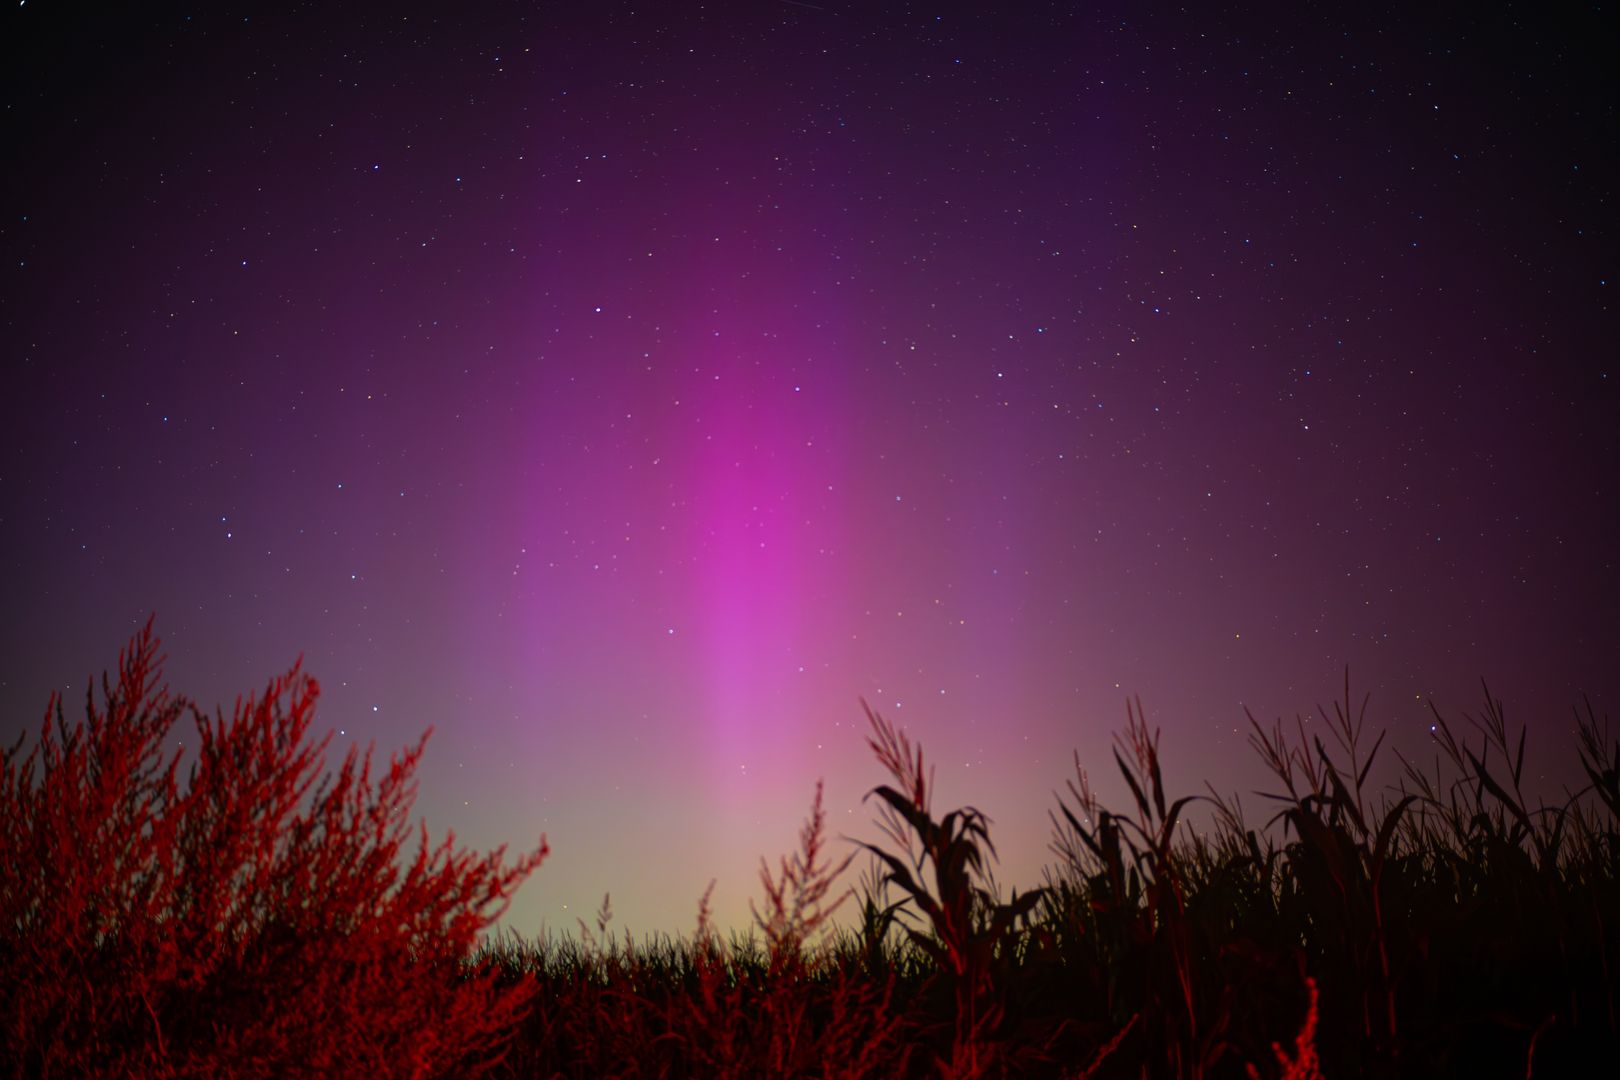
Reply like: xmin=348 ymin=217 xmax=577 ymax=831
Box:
xmin=4 ymin=623 xmax=1616 ymax=1077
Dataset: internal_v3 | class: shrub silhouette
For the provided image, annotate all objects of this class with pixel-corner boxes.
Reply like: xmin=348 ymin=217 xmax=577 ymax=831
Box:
xmin=0 ymin=621 xmax=547 ymax=1077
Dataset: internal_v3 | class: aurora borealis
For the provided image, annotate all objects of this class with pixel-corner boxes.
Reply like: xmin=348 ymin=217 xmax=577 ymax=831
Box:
xmin=2 ymin=2 xmax=1614 ymax=936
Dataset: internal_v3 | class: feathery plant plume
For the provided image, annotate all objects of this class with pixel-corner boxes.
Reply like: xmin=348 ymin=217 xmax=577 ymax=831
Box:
xmin=0 ymin=619 xmax=546 ymax=1077
xmin=752 ymin=779 xmax=855 ymax=967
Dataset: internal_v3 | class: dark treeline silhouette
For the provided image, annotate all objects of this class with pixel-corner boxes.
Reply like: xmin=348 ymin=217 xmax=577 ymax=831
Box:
xmin=4 ymin=624 xmax=1617 ymax=1077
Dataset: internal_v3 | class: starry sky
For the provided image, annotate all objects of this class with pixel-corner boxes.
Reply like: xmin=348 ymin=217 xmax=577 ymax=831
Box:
xmin=3 ymin=2 xmax=1615 ymax=938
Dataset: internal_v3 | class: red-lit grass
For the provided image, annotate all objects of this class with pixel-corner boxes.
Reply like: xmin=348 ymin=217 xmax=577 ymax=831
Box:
xmin=1 ymin=621 xmax=545 ymax=1077
xmin=5 ymin=629 xmax=1617 ymax=1077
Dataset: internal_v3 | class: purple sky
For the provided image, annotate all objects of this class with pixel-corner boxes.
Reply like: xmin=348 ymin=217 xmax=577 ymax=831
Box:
xmin=3 ymin=3 xmax=1615 ymax=937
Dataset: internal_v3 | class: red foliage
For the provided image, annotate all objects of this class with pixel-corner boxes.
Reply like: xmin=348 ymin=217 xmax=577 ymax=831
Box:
xmin=1247 ymin=977 xmax=1323 ymax=1080
xmin=0 ymin=621 xmax=546 ymax=1077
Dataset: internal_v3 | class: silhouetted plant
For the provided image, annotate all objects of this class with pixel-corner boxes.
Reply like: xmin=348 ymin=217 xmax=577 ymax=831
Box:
xmin=0 ymin=621 xmax=546 ymax=1077
xmin=857 ymin=700 xmax=1045 ymax=1074
xmin=753 ymin=779 xmax=855 ymax=969
xmin=1388 ymin=682 xmax=1620 ymax=1074
xmin=1247 ymin=670 xmax=1416 ymax=1073
xmin=1048 ymin=700 xmax=1248 ymax=1078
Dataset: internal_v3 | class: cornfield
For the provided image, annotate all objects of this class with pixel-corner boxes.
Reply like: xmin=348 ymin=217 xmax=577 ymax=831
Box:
xmin=4 ymin=625 xmax=1615 ymax=1077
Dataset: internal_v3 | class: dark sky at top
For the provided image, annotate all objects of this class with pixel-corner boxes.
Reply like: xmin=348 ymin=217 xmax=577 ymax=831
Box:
xmin=3 ymin=2 xmax=1615 ymax=935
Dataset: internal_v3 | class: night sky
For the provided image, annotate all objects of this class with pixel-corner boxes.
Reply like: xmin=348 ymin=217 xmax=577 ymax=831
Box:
xmin=3 ymin=2 xmax=1615 ymax=937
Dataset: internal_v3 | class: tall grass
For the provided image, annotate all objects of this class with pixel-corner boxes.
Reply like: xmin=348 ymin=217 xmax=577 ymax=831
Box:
xmin=4 ymin=628 xmax=1616 ymax=1077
